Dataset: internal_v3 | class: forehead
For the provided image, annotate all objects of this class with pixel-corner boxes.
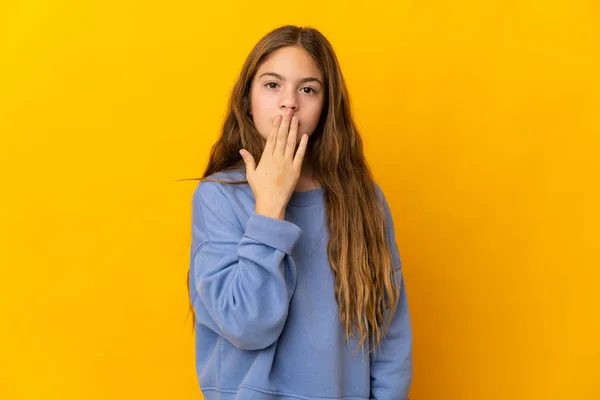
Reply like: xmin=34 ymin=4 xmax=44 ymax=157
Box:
xmin=256 ymin=46 xmax=323 ymax=79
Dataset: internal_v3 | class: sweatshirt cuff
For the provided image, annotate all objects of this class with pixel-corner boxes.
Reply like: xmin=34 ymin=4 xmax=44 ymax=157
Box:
xmin=244 ymin=212 xmax=303 ymax=255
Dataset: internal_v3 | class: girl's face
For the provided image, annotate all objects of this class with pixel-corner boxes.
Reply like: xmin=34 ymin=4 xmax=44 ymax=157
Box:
xmin=249 ymin=46 xmax=325 ymax=144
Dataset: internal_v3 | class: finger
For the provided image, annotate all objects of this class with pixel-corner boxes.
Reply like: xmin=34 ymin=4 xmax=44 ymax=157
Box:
xmin=284 ymin=116 xmax=299 ymax=160
xmin=275 ymin=109 xmax=293 ymax=155
xmin=239 ymin=149 xmax=256 ymax=173
xmin=264 ymin=114 xmax=282 ymax=156
xmin=293 ymin=134 xmax=309 ymax=170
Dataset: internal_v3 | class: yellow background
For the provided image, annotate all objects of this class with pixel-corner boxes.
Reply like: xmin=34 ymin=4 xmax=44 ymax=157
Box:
xmin=1 ymin=1 xmax=599 ymax=399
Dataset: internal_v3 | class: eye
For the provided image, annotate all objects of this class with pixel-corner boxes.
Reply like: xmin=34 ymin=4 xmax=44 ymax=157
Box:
xmin=302 ymin=87 xmax=317 ymax=95
xmin=264 ymin=82 xmax=279 ymax=89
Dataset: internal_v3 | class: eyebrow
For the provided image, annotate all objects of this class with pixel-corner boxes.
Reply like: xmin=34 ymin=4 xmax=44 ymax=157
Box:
xmin=258 ymin=72 xmax=323 ymax=86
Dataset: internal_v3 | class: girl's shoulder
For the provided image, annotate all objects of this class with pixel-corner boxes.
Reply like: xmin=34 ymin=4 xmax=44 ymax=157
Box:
xmin=195 ymin=166 xmax=250 ymax=208
xmin=205 ymin=165 xmax=247 ymax=183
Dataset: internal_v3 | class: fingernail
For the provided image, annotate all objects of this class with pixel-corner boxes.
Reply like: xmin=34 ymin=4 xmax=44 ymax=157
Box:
xmin=239 ymin=150 xmax=245 ymax=157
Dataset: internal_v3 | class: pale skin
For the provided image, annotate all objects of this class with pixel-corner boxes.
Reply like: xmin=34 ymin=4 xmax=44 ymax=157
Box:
xmin=240 ymin=46 xmax=325 ymax=220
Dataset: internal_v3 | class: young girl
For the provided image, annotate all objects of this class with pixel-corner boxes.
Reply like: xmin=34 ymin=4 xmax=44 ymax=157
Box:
xmin=187 ymin=25 xmax=412 ymax=400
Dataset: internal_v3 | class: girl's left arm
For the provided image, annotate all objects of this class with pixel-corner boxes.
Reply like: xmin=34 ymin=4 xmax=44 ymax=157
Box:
xmin=370 ymin=185 xmax=413 ymax=400
xmin=369 ymin=268 xmax=412 ymax=400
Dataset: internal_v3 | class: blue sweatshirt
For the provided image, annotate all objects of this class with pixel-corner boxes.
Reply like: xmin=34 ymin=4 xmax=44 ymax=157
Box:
xmin=188 ymin=166 xmax=412 ymax=400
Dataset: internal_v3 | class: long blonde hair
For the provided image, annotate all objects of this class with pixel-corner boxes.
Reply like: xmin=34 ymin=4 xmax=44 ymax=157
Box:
xmin=185 ymin=25 xmax=399 ymax=354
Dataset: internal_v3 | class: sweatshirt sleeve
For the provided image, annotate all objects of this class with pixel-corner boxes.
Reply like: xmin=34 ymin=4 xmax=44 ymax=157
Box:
xmin=190 ymin=180 xmax=303 ymax=351
xmin=370 ymin=186 xmax=413 ymax=399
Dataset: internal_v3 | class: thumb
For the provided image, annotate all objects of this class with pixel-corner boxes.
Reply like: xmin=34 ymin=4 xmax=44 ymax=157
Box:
xmin=239 ymin=149 xmax=256 ymax=172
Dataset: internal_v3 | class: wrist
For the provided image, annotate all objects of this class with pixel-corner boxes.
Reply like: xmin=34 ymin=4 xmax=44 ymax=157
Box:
xmin=255 ymin=206 xmax=285 ymax=220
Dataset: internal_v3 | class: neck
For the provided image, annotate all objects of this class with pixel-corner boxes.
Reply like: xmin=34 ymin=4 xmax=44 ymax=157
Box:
xmin=300 ymin=155 xmax=313 ymax=179
xmin=295 ymin=153 xmax=320 ymax=191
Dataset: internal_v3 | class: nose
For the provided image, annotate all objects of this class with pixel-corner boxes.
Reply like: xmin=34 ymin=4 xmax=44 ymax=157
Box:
xmin=280 ymin=104 xmax=297 ymax=112
xmin=279 ymin=89 xmax=299 ymax=112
